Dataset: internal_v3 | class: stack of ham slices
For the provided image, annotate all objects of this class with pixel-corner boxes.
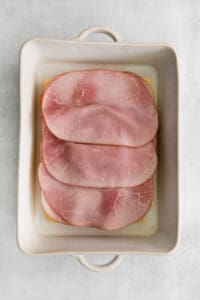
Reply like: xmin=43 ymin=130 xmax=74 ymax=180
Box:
xmin=38 ymin=69 xmax=158 ymax=230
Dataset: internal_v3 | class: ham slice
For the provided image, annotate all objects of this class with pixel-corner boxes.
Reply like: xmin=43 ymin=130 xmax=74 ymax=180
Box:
xmin=41 ymin=69 xmax=158 ymax=147
xmin=42 ymin=127 xmax=157 ymax=188
xmin=38 ymin=162 xmax=154 ymax=230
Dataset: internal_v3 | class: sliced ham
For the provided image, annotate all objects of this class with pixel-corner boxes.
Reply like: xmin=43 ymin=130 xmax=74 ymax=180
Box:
xmin=41 ymin=69 xmax=158 ymax=147
xmin=41 ymin=192 xmax=66 ymax=223
xmin=38 ymin=162 xmax=154 ymax=230
xmin=42 ymin=127 xmax=157 ymax=188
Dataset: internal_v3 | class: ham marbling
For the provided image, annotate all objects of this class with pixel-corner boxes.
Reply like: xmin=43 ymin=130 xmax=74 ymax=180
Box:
xmin=42 ymin=126 xmax=157 ymax=188
xmin=41 ymin=69 xmax=158 ymax=147
xmin=38 ymin=162 xmax=154 ymax=230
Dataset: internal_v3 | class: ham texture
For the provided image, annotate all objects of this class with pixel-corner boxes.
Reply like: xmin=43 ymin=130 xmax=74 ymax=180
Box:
xmin=38 ymin=163 xmax=154 ymax=230
xmin=42 ymin=70 xmax=158 ymax=147
xmin=42 ymin=126 xmax=157 ymax=188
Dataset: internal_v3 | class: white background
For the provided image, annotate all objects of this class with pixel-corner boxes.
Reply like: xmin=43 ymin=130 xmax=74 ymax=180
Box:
xmin=0 ymin=0 xmax=199 ymax=299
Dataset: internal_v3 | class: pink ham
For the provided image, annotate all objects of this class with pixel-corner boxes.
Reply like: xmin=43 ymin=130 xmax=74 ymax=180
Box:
xmin=38 ymin=162 xmax=154 ymax=230
xmin=41 ymin=69 xmax=158 ymax=147
xmin=42 ymin=127 xmax=157 ymax=188
xmin=41 ymin=193 xmax=66 ymax=223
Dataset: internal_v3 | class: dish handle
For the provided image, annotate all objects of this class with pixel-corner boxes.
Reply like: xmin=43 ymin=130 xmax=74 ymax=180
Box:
xmin=76 ymin=26 xmax=122 ymax=42
xmin=72 ymin=254 xmax=128 ymax=272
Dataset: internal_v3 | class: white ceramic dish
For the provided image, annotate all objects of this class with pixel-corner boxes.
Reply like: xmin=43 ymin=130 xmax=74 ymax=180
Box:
xmin=18 ymin=26 xmax=179 ymax=271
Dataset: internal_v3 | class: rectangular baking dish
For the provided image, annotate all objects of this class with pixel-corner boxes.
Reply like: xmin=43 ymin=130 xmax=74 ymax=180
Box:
xmin=18 ymin=26 xmax=179 ymax=258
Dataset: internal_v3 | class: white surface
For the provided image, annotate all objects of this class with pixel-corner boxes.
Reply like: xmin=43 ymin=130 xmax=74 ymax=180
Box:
xmin=0 ymin=0 xmax=199 ymax=299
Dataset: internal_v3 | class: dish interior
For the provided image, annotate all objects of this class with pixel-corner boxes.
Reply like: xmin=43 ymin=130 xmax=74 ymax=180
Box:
xmin=36 ymin=62 xmax=158 ymax=237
